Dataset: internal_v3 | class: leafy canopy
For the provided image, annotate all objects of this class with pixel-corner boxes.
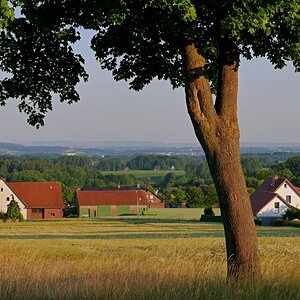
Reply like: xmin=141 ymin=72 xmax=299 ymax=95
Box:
xmin=0 ymin=0 xmax=299 ymax=125
xmin=0 ymin=0 xmax=88 ymax=127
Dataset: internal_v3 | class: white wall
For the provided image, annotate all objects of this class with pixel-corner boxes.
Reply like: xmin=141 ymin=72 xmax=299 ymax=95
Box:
xmin=258 ymin=195 xmax=289 ymax=217
xmin=276 ymin=181 xmax=300 ymax=208
xmin=0 ymin=180 xmax=27 ymax=219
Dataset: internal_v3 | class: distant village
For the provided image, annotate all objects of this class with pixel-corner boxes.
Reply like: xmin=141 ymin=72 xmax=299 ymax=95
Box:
xmin=0 ymin=175 xmax=299 ymax=225
xmin=0 ymin=151 xmax=300 ymax=224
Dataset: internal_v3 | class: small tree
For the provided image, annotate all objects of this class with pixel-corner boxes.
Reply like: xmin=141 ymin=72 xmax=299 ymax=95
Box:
xmin=7 ymin=200 xmax=24 ymax=222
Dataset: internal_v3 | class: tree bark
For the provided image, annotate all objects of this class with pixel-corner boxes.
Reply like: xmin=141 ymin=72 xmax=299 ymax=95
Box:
xmin=183 ymin=43 xmax=260 ymax=279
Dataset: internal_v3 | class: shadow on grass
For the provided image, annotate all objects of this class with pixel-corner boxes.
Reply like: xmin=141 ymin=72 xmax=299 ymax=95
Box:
xmin=0 ymin=228 xmax=299 ymax=239
xmin=0 ymin=232 xmax=225 ymax=239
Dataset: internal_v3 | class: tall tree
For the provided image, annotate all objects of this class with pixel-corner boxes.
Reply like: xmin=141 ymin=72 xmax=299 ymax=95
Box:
xmin=1 ymin=1 xmax=299 ymax=279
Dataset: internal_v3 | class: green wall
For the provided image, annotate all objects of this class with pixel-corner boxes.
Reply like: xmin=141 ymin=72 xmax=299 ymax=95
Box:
xmin=97 ymin=206 xmax=111 ymax=216
xmin=117 ymin=205 xmax=130 ymax=216
xmin=81 ymin=208 xmax=89 ymax=217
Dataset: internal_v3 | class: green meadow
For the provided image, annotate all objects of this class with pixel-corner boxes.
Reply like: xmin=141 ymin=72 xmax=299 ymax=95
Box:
xmin=0 ymin=217 xmax=299 ymax=299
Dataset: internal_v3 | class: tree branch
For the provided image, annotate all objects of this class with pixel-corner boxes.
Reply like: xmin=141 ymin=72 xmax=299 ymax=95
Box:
xmin=183 ymin=43 xmax=217 ymax=132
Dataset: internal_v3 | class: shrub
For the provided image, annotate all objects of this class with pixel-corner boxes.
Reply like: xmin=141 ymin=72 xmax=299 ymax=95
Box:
xmin=0 ymin=212 xmax=7 ymax=219
xmin=200 ymin=215 xmax=222 ymax=222
xmin=288 ymin=220 xmax=300 ymax=228
xmin=204 ymin=207 xmax=215 ymax=216
xmin=66 ymin=214 xmax=79 ymax=218
xmin=273 ymin=219 xmax=288 ymax=227
xmin=0 ymin=212 xmax=8 ymax=222
xmin=254 ymin=218 xmax=262 ymax=226
xmin=283 ymin=207 xmax=300 ymax=220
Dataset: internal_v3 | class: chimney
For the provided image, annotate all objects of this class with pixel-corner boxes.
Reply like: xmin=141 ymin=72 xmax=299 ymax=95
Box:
xmin=274 ymin=175 xmax=279 ymax=180
xmin=117 ymin=185 xmax=121 ymax=189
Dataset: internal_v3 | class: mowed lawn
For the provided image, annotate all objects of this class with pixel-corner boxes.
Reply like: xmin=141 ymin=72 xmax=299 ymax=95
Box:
xmin=101 ymin=208 xmax=221 ymax=221
xmin=0 ymin=219 xmax=299 ymax=299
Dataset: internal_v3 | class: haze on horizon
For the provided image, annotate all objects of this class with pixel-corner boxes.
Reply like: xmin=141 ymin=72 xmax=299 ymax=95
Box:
xmin=0 ymin=32 xmax=299 ymax=146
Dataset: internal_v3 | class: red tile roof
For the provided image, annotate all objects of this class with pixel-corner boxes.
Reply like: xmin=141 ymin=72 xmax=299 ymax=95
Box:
xmin=77 ymin=190 xmax=148 ymax=206
xmin=6 ymin=182 xmax=64 ymax=208
xmin=250 ymin=176 xmax=294 ymax=215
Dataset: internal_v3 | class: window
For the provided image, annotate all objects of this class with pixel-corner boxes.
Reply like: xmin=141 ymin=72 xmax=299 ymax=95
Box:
xmin=0 ymin=188 xmax=3 ymax=192
xmin=6 ymin=197 xmax=9 ymax=201
xmin=284 ymin=183 xmax=287 ymax=188
xmin=274 ymin=202 xmax=279 ymax=209
xmin=50 ymin=213 xmax=55 ymax=217
xmin=286 ymin=195 xmax=291 ymax=203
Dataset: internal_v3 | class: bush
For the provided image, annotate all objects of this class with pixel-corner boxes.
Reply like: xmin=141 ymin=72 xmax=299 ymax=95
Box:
xmin=204 ymin=207 xmax=215 ymax=216
xmin=200 ymin=215 xmax=222 ymax=222
xmin=283 ymin=207 xmax=300 ymax=220
xmin=288 ymin=220 xmax=300 ymax=227
xmin=273 ymin=219 xmax=288 ymax=227
xmin=66 ymin=214 xmax=79 ymax=218
xmin=254 ymin=218 xmax=262 ymax=226
xmin=0 ymin=212 xmax=7 ymax=219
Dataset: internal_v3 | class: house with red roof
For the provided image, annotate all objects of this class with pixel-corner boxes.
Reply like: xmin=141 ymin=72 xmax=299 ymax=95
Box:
xmin=250 ymin=176 xmax=300 ymax=224
xmin=76 ymin=187 xmax=163 ymax=217
xmin=0 ymin=178 xmax=64 ymax=219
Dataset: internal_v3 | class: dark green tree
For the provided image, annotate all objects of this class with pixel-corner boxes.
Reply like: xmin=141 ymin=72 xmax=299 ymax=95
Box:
xmin=185 ymin=186 xmax=205 ymax=208
xmin=7 ymin=200 xmax=24 ymax=222
xmin=242 ymin=157 xmax=263 ymax=177
xmin=11 ymin=170 xmax=44 ymax=182
xmin=162 ymin=172 xmax=176 ymax=187
xmin=204 ymin=184 xmax=218 ymax=207
xmin=61 ymin=183 xmax=74 ymax=206
xmin=1 ymin=0 xmax=299 ymax=279
xmin=170 ymin=188 xmax=186 ymax=207
xmin=285 ymin=157 xmax=300 ymax=177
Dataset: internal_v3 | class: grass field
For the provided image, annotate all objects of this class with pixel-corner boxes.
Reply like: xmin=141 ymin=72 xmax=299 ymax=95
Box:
xmin=102 ymin=208 xmax=221 ymax=221
xmin=0 ymin=217 xmax=299 ymax=299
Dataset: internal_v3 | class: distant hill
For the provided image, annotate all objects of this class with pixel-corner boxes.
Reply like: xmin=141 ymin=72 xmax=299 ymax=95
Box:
xmin=0 ymin=142 xmax=68 ymax=155
xmin=1 ymin=141 xmax=300 ymax=157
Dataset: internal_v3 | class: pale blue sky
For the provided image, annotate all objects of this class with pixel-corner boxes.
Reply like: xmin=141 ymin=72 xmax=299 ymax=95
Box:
xmin=0 ymin=31 xmax=299 ymax=145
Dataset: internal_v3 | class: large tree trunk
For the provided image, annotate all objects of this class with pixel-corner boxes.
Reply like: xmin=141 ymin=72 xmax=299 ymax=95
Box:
xmin=183 ymin=44 xmax=260 ymax=279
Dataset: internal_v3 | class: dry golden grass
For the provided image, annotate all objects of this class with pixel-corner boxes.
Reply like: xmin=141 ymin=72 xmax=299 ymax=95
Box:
xmin=0 ymin=220 xmax=299 ymax=299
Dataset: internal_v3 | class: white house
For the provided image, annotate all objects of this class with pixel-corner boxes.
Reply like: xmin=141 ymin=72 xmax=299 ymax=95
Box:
xmin=0 ymin=178 xmax=27 ymax=219
xmin=250 ymin=176 xmax=300 ymax=223
xmin=0 ymin=178 xmax=64 ymax=219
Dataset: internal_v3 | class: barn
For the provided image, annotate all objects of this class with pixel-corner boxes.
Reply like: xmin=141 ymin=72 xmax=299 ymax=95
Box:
xmin=76 ymin=188 xmax=152 ymax=217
